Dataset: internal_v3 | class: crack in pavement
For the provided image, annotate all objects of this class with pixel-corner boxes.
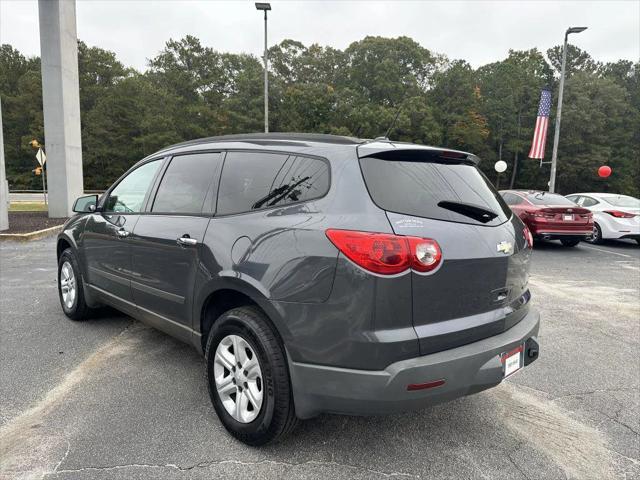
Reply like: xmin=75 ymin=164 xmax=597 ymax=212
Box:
xmin=550 ymin=387 xmax=640 ymax=402
xmin=42 ymin=459 xmax=418 ymax=478
xmin=505 ymin=453 xmax=532 ymax=480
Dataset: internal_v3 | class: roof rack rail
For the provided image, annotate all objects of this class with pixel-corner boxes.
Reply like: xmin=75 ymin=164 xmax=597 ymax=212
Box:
xmin=163 ymin=132 xmax=364 ymax=151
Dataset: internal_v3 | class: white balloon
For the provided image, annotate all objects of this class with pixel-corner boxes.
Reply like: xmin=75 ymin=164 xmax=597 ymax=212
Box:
xmin=494 ymin=160 xmax=507 ymax=173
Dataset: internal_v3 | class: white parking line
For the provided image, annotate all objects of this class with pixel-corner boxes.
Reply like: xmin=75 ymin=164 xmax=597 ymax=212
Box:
xmin=581 ymin=244 xmax=636 ymax=259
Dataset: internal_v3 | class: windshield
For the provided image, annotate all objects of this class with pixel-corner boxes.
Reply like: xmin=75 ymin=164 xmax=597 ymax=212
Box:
xmin=359 ymin=156 xmax=511 ymax=226
xmin=526 ymin=192 xmax=576 ymax=206
xmin=601 ymin=195 xmax=640 ymax=208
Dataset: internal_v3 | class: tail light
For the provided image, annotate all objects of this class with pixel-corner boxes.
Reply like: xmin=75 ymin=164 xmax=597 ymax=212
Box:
xmin=325 ymin=229 xmax=442 ymax=275
xmin=604 ymin=210 xmax=636 ymax=218
xmin=523 ymin=226 xmax=533 ymax=248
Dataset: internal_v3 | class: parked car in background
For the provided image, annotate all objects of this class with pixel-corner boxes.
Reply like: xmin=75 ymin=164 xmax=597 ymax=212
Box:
xmin=565 ymin=193 xmax=640 ymax=245
xmin=56 ymin=133 xmax=540 ymax=445
xmin=499 ymin=190 xmax=593 ymax=247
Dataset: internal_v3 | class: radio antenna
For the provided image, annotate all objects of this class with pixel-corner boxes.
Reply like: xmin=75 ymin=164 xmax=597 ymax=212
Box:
xmin=384 ymin=101 xmax=404 ymax=139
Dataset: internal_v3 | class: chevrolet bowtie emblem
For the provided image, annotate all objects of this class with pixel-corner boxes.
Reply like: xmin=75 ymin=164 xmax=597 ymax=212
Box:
xmin=497 ymin=241 xmax=513 ymax=255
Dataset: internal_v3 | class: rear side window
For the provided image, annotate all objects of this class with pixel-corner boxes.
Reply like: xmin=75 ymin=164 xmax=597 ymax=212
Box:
xmin=580 ymin=196 xmax=598 ymax=207
xmin=217 ymin=152 xmax=329 ymax=215
xmin=526 ymin=193 xmax=576 ymax=206
xmin=152 ymin=153 xmax=223 ymax=214
xmin=359 ymin=157 xmax=511 ymax=225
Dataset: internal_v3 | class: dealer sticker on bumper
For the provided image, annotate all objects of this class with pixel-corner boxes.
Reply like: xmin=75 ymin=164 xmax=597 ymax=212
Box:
xmin=501 ymin=345 xmax=524 ymax=377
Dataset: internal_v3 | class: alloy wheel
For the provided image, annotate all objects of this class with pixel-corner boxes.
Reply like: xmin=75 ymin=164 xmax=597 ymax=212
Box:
xmin=60 ymin=261 xmax=77 ymax=309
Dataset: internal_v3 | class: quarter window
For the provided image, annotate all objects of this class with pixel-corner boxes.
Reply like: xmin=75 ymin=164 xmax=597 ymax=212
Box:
xmin=217 ymin=152 xmax=329 ymax=215
xmin=152 ymin=153 xmax=223 ymax=214
xmin=105 ymin=159 xmax=162 ymax=213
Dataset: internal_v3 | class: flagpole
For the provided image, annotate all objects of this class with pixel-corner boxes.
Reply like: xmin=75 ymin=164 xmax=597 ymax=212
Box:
xmin=549 ymin=26 xmax=587 ymax=193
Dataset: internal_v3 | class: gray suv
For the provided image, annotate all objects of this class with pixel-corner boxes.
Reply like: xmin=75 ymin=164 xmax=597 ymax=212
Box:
xmin=57 ymin=133 xmax=540 ymax=445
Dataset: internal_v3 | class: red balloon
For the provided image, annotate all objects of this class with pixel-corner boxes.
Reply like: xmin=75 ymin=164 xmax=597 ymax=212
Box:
xmin=598 ymin=165 xmax=612 ymax=178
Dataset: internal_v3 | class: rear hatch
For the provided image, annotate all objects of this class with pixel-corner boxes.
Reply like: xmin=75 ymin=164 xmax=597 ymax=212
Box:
xmin=358 ymin=144 xmax=532 ymax=355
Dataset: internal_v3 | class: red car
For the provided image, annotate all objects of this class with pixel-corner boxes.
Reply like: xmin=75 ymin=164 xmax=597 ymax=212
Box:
xmin=500 ymin=190 xmax=593 ymax=247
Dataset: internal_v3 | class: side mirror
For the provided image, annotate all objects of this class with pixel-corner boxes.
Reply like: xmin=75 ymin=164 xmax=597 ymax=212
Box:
xmin=72 ymin=194 xmax=99 ymax=213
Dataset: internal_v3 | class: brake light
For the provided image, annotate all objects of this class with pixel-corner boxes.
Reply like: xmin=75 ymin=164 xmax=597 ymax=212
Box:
xmin=325 ymin=229 xmax=442 ymax=275
xmin=523 ymin=226 xmax=533 ymax=248
xmin=604 ymin=210 xmax=636 ymax=218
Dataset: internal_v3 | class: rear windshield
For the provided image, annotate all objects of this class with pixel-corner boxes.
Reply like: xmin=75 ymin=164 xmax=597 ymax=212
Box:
xmin=359 ymin=156 xmax=512 ymax=226
xmin=526 ymin=193 xmax=576 ymax=206
xmin=601 ymin=195 xmax=640 ymax=208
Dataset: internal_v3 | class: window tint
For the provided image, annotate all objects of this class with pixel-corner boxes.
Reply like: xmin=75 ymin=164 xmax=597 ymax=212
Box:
xmin=152 ymin=153 xmax=223 ymax=214
xmin=526 ymin=193 xmax=576 ymax=206
xmin=105 ymin=160 xmax=162 ymax=213
xmin=359 ymin=157 xmax=511 ymax=225
xmin=217 ymin=152 xmax=329 ymax=215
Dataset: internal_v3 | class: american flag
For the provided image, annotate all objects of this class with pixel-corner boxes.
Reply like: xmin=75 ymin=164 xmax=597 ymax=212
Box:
xmin=528 ymin=88 xmax=552 ymax=159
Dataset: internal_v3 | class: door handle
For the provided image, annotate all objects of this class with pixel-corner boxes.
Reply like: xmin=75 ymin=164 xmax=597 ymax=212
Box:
xmin=116 ymin=228 xmax=130 ymax=238
xmin=177 ymin=235 xmax=197 ymax=247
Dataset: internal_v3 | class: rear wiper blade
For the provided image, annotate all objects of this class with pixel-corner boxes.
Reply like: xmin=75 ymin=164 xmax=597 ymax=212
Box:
xmin=437 ymin=200 xmax=498 ymax=224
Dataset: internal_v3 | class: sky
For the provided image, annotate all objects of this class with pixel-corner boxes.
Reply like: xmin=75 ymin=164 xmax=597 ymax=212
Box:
xmin=1 ymin=0 xmax=639 ymax=71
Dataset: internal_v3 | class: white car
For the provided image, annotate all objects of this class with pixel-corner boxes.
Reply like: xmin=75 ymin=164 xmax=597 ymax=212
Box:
xmin=566 ymin=193 xmax=640 ymax=245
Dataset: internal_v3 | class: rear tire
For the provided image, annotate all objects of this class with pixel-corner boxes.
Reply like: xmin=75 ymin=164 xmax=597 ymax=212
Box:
xmin=586 ymin=223 xmax=603 ymax=244
xmin=205 ymin=306 xmax=298 ymax=446
xmin=560 ymin=239 xmax=580 ymax=247
xmin=57 ymin=248 xmax=91 ymax=321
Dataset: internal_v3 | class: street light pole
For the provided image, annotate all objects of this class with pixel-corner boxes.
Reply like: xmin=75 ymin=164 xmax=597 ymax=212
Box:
xmin=255 ymin=3 xmax=271 ymax=133
xmin=549 ymin=26 xmax=587 ymax=193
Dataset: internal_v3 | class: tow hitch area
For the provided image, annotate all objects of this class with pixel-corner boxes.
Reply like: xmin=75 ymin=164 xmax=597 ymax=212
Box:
xmin=524 ymin=337 xmax=540 ymax=366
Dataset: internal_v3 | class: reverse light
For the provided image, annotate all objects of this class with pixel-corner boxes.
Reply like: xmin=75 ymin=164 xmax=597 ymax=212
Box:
xmin=325 ymin=229 xmax=442 ymax=275
xmin=604 ymin=210 xmax=636 ymax=218
xmin=523 ymin=226 xmax=533 ymax=249
xmin=409 ymin=238 xmax=442 ymax=272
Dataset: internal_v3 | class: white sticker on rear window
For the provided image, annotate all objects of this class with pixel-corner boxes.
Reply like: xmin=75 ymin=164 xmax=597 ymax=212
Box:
xmin=394 ymin=218 xmax=425 ymax=228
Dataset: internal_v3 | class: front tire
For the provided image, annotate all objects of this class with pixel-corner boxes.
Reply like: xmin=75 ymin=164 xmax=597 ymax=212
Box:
xmin=205 ymin=306 xmax=298 ymax=446
xmin=560 ymin=239 xmax=580 ymax=247
xmin=58 ymin=248 xmax=91 ymax=321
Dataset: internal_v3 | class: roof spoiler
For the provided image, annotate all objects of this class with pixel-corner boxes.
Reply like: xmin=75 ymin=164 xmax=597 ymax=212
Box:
xmin=357 ymin=143 xmax=480 ymax=165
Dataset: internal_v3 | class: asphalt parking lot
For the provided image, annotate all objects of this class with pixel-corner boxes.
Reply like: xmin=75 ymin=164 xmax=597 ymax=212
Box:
xmin=1 ymin=237 xmax=638 ymax=480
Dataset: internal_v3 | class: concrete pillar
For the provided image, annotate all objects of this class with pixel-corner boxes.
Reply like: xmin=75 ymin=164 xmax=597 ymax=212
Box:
xmin=38 ymin=0 xmax=84 ymax=218
xmin=0 ymin=99 xmax=9 ymax=231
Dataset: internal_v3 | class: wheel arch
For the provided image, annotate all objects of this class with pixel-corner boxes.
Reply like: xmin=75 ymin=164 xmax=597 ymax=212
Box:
xmin=56 ymin=234 xmax=75 ymax=260
xmin=196 ymin=278 xmax=290 ymax=355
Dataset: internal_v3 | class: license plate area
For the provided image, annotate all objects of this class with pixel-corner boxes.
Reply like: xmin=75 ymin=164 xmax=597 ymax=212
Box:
xmin=563 ymin=214 xmax=574 ymax=221
xmin=501 ymin=345 xmax=524 ymax=378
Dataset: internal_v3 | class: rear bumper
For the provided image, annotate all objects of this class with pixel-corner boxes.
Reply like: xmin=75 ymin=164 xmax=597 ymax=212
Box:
xmin=290 ymin=308 xmax=540 ymax=419
xmin=528 ymin=222 xmax=592 ymax=240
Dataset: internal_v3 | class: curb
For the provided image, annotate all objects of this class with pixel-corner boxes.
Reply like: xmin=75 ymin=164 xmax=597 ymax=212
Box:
xmin=0 ymin=225 xmax=64 ymax=242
